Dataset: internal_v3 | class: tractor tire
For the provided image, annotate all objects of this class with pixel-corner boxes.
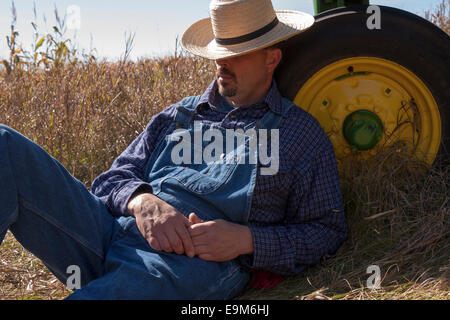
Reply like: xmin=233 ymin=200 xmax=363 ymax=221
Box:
xmin=276 ymin=5 xmax=449 ymax=165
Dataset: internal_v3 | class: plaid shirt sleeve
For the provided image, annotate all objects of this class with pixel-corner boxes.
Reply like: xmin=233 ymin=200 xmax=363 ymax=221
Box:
xmin=240 ymin=133 xmax=348 ymax=276
xmin=91 ymin=104 xmax=177 ymax=216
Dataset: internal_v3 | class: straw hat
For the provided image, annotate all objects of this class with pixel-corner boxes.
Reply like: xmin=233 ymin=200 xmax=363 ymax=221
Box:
xmin=181 ymin=0 xmax=315 ymax=60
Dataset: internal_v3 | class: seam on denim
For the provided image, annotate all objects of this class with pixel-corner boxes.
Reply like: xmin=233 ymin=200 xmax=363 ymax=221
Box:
xmin=19 ymin=197 xmax=104 ymax=259
xmin=198 ymin=261 xmax=244 ymax=300
xmin=225 ymin=269 xmax=250 ymax=299
xmin=195 ymin=264 xmax=229 ymax=300
xmin=218 ymin=263 xmax=248 ymax=300
xmin=145 ymin=122 xmax=177 ymax=178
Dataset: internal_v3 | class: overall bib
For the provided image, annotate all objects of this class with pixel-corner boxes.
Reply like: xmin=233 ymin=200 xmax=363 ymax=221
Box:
xmin=69 ymin=96 xmax=294 ymax=299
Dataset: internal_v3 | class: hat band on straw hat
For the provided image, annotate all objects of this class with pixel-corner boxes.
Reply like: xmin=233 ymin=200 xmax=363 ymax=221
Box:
xmin=215 ymin=17 xmax=279 ymax=46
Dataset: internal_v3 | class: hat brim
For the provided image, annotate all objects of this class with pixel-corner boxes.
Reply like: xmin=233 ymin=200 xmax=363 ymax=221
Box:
xmin=181 ymin=10 xmax=315 ymax=60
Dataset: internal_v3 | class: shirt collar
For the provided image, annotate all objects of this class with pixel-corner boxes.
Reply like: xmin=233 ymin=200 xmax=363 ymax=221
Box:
xmin=197 ymin=79 xmax=283 ymax=115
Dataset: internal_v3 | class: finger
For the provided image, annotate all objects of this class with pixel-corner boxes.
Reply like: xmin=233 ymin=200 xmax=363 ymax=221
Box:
xmin=147 ymin=235 xmax=161 ymax=252
xmin=189 ymin=212 xmax=204 ymax=224
xmin=184 ymin=215 xmax=194 ymax=227
xmin=198 ymin=253 xmax=214 ymax=261
xmin=175 ymin=225 xmax=195 ymax=258
xmin=165 ymin=229 xmax=184 ymax=255
xmin=192 ymin=244 xmax=210 ymax=255
xmin=188 ymin=223 xmax=209 ymax=237
xmin=157 ymin=233 xmax=173 ymax=253
xmin=191 ymin=233 xmax=208 ymax=247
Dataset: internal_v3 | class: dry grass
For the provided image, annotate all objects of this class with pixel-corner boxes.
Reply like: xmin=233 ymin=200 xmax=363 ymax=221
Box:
xmin=0 ymin=232 xmax=70 ymax=300
xmin=0 ymin=1 xmax=449 ymax=300
xmin=0 ymin=57 xmax=215 ymax=187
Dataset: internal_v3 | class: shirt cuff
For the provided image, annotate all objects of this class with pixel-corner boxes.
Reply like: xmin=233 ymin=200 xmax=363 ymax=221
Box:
xmin=238 ymin=226 xmax=279 ymax=270
xmin=115 ymin=181 xmax=153 ymax=216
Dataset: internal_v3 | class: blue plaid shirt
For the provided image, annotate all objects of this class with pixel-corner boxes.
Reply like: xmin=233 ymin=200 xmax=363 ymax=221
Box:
xmin=91 ymin=80 xmax=347 ymax=276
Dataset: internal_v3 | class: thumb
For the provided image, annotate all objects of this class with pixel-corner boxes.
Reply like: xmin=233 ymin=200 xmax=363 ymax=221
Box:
xmin=189 ymin=212 xmax=203 ymax=224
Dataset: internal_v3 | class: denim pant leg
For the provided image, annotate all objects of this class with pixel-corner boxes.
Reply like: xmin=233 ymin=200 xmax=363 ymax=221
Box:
xmin=0 ymin=125 xmax=118 ymax=286
xmin=68 ymin=216 xmax=251 ymax=300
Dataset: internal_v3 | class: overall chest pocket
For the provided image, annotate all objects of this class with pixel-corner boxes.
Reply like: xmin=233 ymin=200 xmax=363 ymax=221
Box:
xmin=149 ymin=127 xmax=251 ymax=195
xmin=166 ymin=149 xmax=244 ymax=195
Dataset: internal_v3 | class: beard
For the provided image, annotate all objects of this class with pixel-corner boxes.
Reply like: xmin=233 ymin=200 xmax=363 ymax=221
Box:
xmin=216 ymin=67 xmax=237 ymax=97
xmin=218 ymin=84 xmax=237 ymax=98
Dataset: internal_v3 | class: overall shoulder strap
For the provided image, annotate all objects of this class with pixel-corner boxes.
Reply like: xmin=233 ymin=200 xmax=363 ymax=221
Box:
xmin=280 ymin=97 xmax=296 ymax=116
xmin=174 ymin=95 xmax=202 ymax=128
xmin=252 ymin=98 xmax=296 ymax=130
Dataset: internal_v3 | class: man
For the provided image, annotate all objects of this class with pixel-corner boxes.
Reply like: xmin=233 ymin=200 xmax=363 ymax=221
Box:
xmin=0 ymin=0 xmax=346 ymax=299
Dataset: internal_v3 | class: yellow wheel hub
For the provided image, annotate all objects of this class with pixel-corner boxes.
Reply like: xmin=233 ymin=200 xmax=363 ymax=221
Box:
xmin=294 ymin=57 xmax=441 ymax=164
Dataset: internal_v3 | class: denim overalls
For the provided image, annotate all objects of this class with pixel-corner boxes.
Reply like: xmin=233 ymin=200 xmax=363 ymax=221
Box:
xmin=0 ymin=95 xmax=294 ymax=300
xmin=76 ymin=96 xmax=295 ymax=299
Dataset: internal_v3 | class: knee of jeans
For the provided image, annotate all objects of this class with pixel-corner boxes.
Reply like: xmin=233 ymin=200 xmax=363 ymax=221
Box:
xmin=0 ymin=125 xmax=23 ymax=146
xmin=0 ymin=124 xmax=12 ymax=142
xmin=0 ymin=124 xmax=16 ymax=138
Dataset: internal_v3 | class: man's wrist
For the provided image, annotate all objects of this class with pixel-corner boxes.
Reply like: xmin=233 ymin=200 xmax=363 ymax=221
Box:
xmin=127 ymin=192 xmax=153 ymax=217
xmin=124 ymin=184 xmax=153 ymax=216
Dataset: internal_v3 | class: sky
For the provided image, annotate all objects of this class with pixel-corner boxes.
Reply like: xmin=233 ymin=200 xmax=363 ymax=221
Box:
xmin=0 ymin=0 xmax=444 ymax=61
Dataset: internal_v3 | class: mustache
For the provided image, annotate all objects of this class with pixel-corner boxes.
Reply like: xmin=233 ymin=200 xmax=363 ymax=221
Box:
xmin=216 ymin=67 xmax=236 ymax=80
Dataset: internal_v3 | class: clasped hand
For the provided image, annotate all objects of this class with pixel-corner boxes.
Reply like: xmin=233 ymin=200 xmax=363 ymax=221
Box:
xmin=126 ymin=193 xmax=253 ymax=261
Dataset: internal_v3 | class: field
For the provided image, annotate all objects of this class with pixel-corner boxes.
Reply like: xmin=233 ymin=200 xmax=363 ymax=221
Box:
xmin=0 ymin=2 xmax=449 ymax=300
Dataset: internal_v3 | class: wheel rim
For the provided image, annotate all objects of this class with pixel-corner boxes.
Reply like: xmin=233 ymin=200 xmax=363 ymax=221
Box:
xmin=293 ymin=57 xmax=442 ymax=164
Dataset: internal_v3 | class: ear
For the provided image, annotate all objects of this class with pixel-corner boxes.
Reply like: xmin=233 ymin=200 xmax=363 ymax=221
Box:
xmin=265 ymin=48 xmax=282 ymax=74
